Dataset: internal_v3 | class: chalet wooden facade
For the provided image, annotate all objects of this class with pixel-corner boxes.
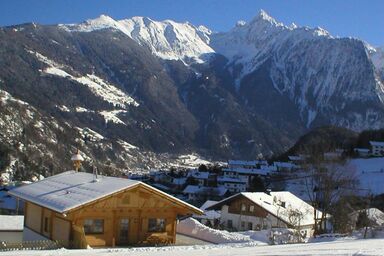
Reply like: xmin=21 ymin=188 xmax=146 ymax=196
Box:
xmin=9 ymin=171 xmax=202 ymax=248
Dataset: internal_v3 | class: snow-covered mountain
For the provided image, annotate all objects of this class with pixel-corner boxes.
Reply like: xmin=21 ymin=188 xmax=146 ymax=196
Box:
xmin=0 ymin=10 xmax=384 ymax=177
xmin=62 ymin=15 xmax=214 ymax=63
xmin=209 ymin=10 xmax=384 ymax=130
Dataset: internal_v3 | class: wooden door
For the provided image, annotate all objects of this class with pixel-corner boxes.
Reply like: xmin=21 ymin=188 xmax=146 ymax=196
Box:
xmin=117 ymin=218 xmax=130 ymax=245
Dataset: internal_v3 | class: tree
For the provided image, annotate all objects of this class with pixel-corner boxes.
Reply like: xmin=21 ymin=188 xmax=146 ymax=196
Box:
xmin=248 ymin=176 xmax=266 ymax=192
xmin=302 ymin=154 xmax=358 ymax=234
xmin=285 ymin=207 xmax=308 ymax=242
xmin=356 ymin=210 xmax=372 ymax=238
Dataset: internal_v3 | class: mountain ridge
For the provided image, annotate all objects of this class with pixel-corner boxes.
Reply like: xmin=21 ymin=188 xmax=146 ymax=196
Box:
xmin=0 ymin=10 xmax=383 ymax=178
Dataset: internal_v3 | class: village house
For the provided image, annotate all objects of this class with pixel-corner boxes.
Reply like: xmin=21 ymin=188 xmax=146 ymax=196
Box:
xmin=220 ymin=160 xmax=275 ymax=192
xmin=183 ymin=185 xmax=228 ymax=202
xmin=369 ymin=141 xmax=384 ymax=156
xmin=217 ymin=176 xmax=247 ymax=193
xmin=9 ymin=170 xmax=202 ymax=248
xmin=206 ymin=191 xmax=322 ymax=238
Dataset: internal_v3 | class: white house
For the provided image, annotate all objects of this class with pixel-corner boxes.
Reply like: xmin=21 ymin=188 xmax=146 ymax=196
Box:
xmin=217 ymin=176 xmax=247 ymax=193
xmin=369 ymin=141 xmax=384 ymax=156
xmin=207 ymin=191 xmax=323 ymax=238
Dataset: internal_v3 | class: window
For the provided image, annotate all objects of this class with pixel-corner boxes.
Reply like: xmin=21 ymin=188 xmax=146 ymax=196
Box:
xmin=44 ymin=217 xmax=50 ymax=232
xmin=227 ymin=220 xmax=233 ymax=228
xmin=241 ymin=203 xmax=246 ymax=211
xmin=248 ymin=222 xmax=253 ymax=230
xmin=84 ymin=219 xmax=104 ymax=234
xmin=249 ymin=205 xmax=255 ymax=212
xmin=241 ymin=221 xmax=245 ymax=228
xmin=148 ymin=218 xmax=166 ymax=232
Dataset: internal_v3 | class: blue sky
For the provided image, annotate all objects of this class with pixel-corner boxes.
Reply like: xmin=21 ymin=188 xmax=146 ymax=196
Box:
xmin=0 ymin=0 xmax=383 ymax=46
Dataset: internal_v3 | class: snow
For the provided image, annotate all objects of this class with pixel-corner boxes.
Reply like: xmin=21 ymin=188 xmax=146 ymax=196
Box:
xmin=344 ymin=158 xmax=384 ymax=195
xmin=117 ymin=139 xmax=138 ymax=150
xmin=171 ymin=154 xmax=212 ymax=168
xmin=3 ymin=237 xmax=384 ymax=255
xmin=177 ymin=218 xmax=256 ymax=244
xmin=62 ymin=15 xmax=215 ymax=64
xmin=27 ymin=50 xmax=139 ymax=108
xmin=0 ymin=215 xmax=24 ymax=231
xmin=194 ymin=200 xmax=221 ymax=220
xmin=76 ymin=127 xmax=104 ymax=141
xmin=99 ymin=110 xmax=127 ymax=125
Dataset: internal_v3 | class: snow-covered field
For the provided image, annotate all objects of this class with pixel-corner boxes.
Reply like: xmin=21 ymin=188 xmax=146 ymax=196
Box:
xmin=1 ymin=238 xmax=383 ymax=256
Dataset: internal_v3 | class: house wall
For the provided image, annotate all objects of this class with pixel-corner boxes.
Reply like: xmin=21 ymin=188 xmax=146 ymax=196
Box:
xmin=66 ymin=185 xmax=189 ymax=247
xmin=25 ymin=202 xmax=42 ymax=233
xmin=24 ymin=202 xmax=71 ymax=244
xmin=220 ymin=205 xmax=287 ymax=231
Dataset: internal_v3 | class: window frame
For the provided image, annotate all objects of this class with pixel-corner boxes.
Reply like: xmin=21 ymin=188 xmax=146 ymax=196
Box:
xmin=147 ymin=218 xmax=166 ymax=233
xmin=44 ymin=217 xmax=50 ymax=233
xmin=83 ymin=219 xmax=104 ymax=235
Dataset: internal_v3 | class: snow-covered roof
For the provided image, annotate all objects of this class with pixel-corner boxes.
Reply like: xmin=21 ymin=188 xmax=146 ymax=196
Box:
xmin=172 ymin=177 xmax=187 ymax=185
xmin=9 ymin=171 xmax=202 ymax=214
xmin=193 ymin=200 xmax=221 ymax=220
xmin=208 ymin=191 xmax=321 ymax=227
xmin=183 ymin=185 xmax=227 ymax=196
xmin=188 ymin=170 xmax=209 ymax=180
xmin=217 ymin=176 xmax=247 ymax=184
xmin=199 ymin=200 xmax=219 ymax=211
xmin=273 ymin=162 xmax=297 ymax=169
xmin=0 ymin=215 xmax=24 ymax=231
xmin=369 ymin=141 xmax=384 ymax=147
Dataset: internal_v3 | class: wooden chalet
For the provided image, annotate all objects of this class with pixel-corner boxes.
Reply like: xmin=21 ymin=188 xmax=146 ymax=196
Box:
xmin=9 ymin=171 xmax=202 ymax=248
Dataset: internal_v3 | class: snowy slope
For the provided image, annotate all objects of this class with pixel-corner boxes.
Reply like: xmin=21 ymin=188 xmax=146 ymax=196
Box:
xmin=62 ymin=15 xmax=215 ymax=63
xmin=370 ymin=45 xmax=384 ymax=79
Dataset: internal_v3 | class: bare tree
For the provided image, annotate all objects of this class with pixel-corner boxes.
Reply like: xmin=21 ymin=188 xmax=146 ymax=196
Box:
xmin=302 ymin=154 xmax=359 ymax=235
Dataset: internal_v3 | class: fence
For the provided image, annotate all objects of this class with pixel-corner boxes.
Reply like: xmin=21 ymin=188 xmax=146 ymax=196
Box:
xmin=0 ymin=240 xmax=64 ymax=251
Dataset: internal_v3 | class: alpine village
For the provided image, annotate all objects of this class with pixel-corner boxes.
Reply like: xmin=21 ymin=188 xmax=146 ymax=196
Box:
xmin=0 ymin=3 xmax=384 ymax=255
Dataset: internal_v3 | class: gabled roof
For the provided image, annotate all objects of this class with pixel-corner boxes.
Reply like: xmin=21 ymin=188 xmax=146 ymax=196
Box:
xmin=9 ymin=171 xmax=202 ymax=214
xmin=207 ymin=191 xmax=321 ymax=227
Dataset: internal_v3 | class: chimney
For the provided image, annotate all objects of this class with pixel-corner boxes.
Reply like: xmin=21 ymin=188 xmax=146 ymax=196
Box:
xmin=71 ymin=149 xmax=84 ymax=172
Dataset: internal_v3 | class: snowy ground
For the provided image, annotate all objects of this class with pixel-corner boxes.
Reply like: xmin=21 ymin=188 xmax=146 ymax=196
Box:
xmin=1 ymin=238 xmax=384 ymax=256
